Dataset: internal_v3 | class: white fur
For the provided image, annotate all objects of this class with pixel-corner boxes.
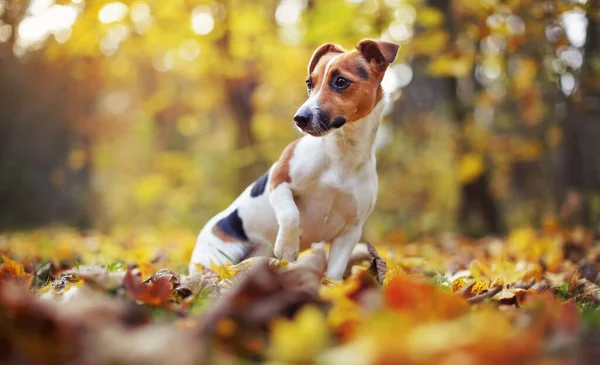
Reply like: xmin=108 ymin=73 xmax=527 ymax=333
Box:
xmin=189 ymin=96 xmax=387 ymax=279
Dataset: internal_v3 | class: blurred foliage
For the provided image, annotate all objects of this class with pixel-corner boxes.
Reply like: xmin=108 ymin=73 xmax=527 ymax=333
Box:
xmin=3 ymin=224 xmax=600 ymax=363
xmin=1 ymin=0 xmax=600 ymax=238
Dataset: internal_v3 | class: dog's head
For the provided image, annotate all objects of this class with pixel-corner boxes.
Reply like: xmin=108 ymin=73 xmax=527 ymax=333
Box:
xmin=294 ymin=39 xmax=400 ymax=137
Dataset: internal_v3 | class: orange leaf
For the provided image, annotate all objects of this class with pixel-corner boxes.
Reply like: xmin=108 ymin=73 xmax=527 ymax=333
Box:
xmin=0 ymin=255 xmax=32 ymax=287
xmin=384 ymin=276 xmax=468 ymax=319
xmin=123 ymin=269 xmax=173 ymax=306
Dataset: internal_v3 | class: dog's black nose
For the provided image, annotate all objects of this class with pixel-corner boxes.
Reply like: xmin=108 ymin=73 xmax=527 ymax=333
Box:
xmin=294 ymin=111 xmax=312 ymax=128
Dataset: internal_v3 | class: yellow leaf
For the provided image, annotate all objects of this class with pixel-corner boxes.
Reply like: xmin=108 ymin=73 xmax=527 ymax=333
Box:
xmin=417 ymin=7 xmax=444 ymax=27
xmin=451 ymin=277 xmax=467 ymax=293
xmin=137 ymin=261 xmax=156 ymax=281
xmin=267 ymin=305 xmax=329 ymax=363
xmin=412 ymin=30 xmax=449 ymax=55
xmin=210 ymin=261 xmax=235 ymax=280
xmin=0 ymin=255 xmax=32 ymax=286
xmin=383 ymin=264 xmax=405 ymax=287
xmin=514 ymin=58 xmax=538 ymax=93
xmin=429 ymin=54 xmax=473 ymax=78
xmin=133 ymin=174 xmax=169 ymax=207
xmin=458 ymin=153 xmax=485 ymax=184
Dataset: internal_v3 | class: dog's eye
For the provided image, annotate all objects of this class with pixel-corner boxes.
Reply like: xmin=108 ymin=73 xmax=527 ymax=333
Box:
xmin=305 ymin=78 xmax=312 ymax=93
xmin=333 ymin=76 xmax=351 ymax=91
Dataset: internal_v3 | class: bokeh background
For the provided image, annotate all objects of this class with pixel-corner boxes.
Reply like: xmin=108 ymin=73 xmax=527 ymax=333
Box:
xmin=1 ymin=0 xmax=599 ymax=242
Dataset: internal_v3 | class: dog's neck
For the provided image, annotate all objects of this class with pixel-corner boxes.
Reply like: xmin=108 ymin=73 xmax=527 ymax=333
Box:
xmin=319 ymin=96 xmax=387 ymax=169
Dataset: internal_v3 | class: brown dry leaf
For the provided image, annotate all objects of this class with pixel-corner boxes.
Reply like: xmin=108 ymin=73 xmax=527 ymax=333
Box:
xmin=52 ymin=265 xmax=126 ymax=291
xmin=81 ymin=266 xmax=128 ymax=290
xmin=455 ymin=281 xmax=476 ymax=298
xmin=123 ymin=269 xmax=173 ymax=306
xmin=545 ymin=272 xmax=570 ymax=287
xmin=197 ymin=261 xmax=323 ymax=357
xmin=176 ymin=273 xmax=217 ymax=298
xmin=344 ymin=270 xmax=382 ymax=312
xmin=144 ymin=268 xmax=180 ymax=286
xmin=0 ymin=255 xmax=33 ymax=287
xmin=467 ymin=285 xmax=502 ymax=304
xmin=229 ymin=257 xmax=286 ymax=274
xmin=578 ymin=261 xmax=598 ymax=282
xmin=0 ymin=281 xmax=83 ymax=365
xmin=576 ymin=278 xmax=600 ymax=304
xmin=493 ymin=287 xmax=528 ymax=306
xmin=90 ymin=325 xmax=204 ymax=365
xmin=509 ymin=278 xmax=535 ymax=290
xmin=281 ymin=243 xmax=327 ymax=297
xmin=366 ymin=242 xmax=387 ymax=285
xmin=34 ymin=262 xmax=58 ymax=287
xmin=49 ymin=285 xmax=148 ymax=328
xmin=530 ymin=279 xmax=550 ymax=293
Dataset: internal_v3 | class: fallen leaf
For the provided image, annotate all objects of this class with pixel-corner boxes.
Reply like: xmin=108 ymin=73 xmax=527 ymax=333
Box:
xmin=578 ymin=261 xmax=598 ymax=282
xmin=123 ymin=269 xmax=173 ymax=306
xmin=144 ymin=268 xmax=180 ymax=287
xmin=266 ymin=305 xmax=329 ymax=363
xmin=176 ymin=273 xmax=217 ymax=298
xmin=366 ymin=242 xmax=387 ymax=285
xmin=197 ymin=261 xmax=323 ymax=358
xmin=385 ymin=275 xmax=468 ymax=319
xmin=530 ymin=279 xmax=550 ymax=293
xmin=34 ymin=262 xmax=58 ymax=287
xmin=91 ymin=325 xmax=204 ymax=365
xmin=0 ymin=255 xmax=33 ymax=287
xmin=467 ymin=285 xmax=502 ymax=304
xmin=0 ymin=280 xmax=83 ymax=365
xmin=229 ymin=257 xmax=287 ymax=274
xmin=509 ymin=278 xmax=535 ymax=290
xmin=455 ymin=281 xmax=476 ymax=298
xmin=281 ymin=243 xmax=327 ymax=296
xmin=576 ymin=278 xmax=600 ymax=304
xmin=493 ymin=287 xmax=528 ymax=306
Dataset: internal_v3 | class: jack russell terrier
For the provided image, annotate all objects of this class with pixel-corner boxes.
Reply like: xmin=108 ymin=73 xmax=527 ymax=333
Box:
xmin=190 ymin=39 xmax=399 ymax=280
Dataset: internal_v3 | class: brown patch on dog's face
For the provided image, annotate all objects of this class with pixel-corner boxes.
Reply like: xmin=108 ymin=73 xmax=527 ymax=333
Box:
xmin=293 ymin=39 xmax=400 ymax=136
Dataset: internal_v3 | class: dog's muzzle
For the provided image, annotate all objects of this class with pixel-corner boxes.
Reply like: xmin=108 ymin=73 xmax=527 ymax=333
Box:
xmin=293 ymin=109 xmax=346 ymax=136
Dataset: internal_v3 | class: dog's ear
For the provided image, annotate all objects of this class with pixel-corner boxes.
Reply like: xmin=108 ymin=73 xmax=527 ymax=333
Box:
xmin=308 ymin=43 xmax=345 ymax=74
xmin=356 ymin=39 xmax=400 ymax=73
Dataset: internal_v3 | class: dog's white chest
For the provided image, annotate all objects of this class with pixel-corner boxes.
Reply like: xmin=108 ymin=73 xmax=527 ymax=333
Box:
xmin=295 ymin=163 xmax=377 ymax=250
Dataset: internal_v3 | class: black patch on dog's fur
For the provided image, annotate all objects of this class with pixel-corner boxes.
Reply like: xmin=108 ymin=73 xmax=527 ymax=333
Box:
xmin=317 ymin=109 xmax=330 ymax=123
xmin=332 ymin=117 xmax=347 ymax=128
xmin=216 ymin=209 xmax=248 ymax=241
xmin=250 ymin=171 xmax=269 ymax=197
xmin=357 ymin=65 xmax=369 ymax=80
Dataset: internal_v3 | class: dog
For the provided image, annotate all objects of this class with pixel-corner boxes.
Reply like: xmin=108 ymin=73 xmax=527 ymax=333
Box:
xmin=189 ymin=39 xmax=399 ymax=280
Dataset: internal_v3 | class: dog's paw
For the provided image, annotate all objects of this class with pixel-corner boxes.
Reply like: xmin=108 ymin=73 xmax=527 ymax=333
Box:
xmin=274 ymin=240 xmax=299 ymax=262
xmin=274 ymin=228 xmax=300 ymax=261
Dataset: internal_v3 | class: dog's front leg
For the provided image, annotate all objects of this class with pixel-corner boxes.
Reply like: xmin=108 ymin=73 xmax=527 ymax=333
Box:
xmin=270 ymin=184 xmax=300 ymax=261
xmin=326 ymin=227 xmax=362 ymax=280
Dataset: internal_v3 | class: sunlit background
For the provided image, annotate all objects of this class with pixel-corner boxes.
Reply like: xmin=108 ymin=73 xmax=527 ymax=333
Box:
xmin=1 ymin=0 xmax=599 ymax=241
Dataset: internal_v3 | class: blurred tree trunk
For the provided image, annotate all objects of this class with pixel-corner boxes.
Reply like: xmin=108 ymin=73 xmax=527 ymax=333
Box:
xmin=224 ymin=71 xmax=258 ymax=151
xmin=442 ymin=0 xmax=502 ymax=236
xmin=393 ymin=0 xmax=502 ymax=236
xmin=561 ymin=2 xmax=600 ymax=226
xmin=218 ymin=2 xmax=267 ymax=191
xmin=0 ymin=52 xmax=92 ymax=228
xmin=0 ymin=1 xmax=93 ymax=228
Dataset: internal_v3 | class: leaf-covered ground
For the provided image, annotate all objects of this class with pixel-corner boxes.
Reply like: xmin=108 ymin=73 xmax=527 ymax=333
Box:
xmin=2 ymin=225 xmax=600 ymax=365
